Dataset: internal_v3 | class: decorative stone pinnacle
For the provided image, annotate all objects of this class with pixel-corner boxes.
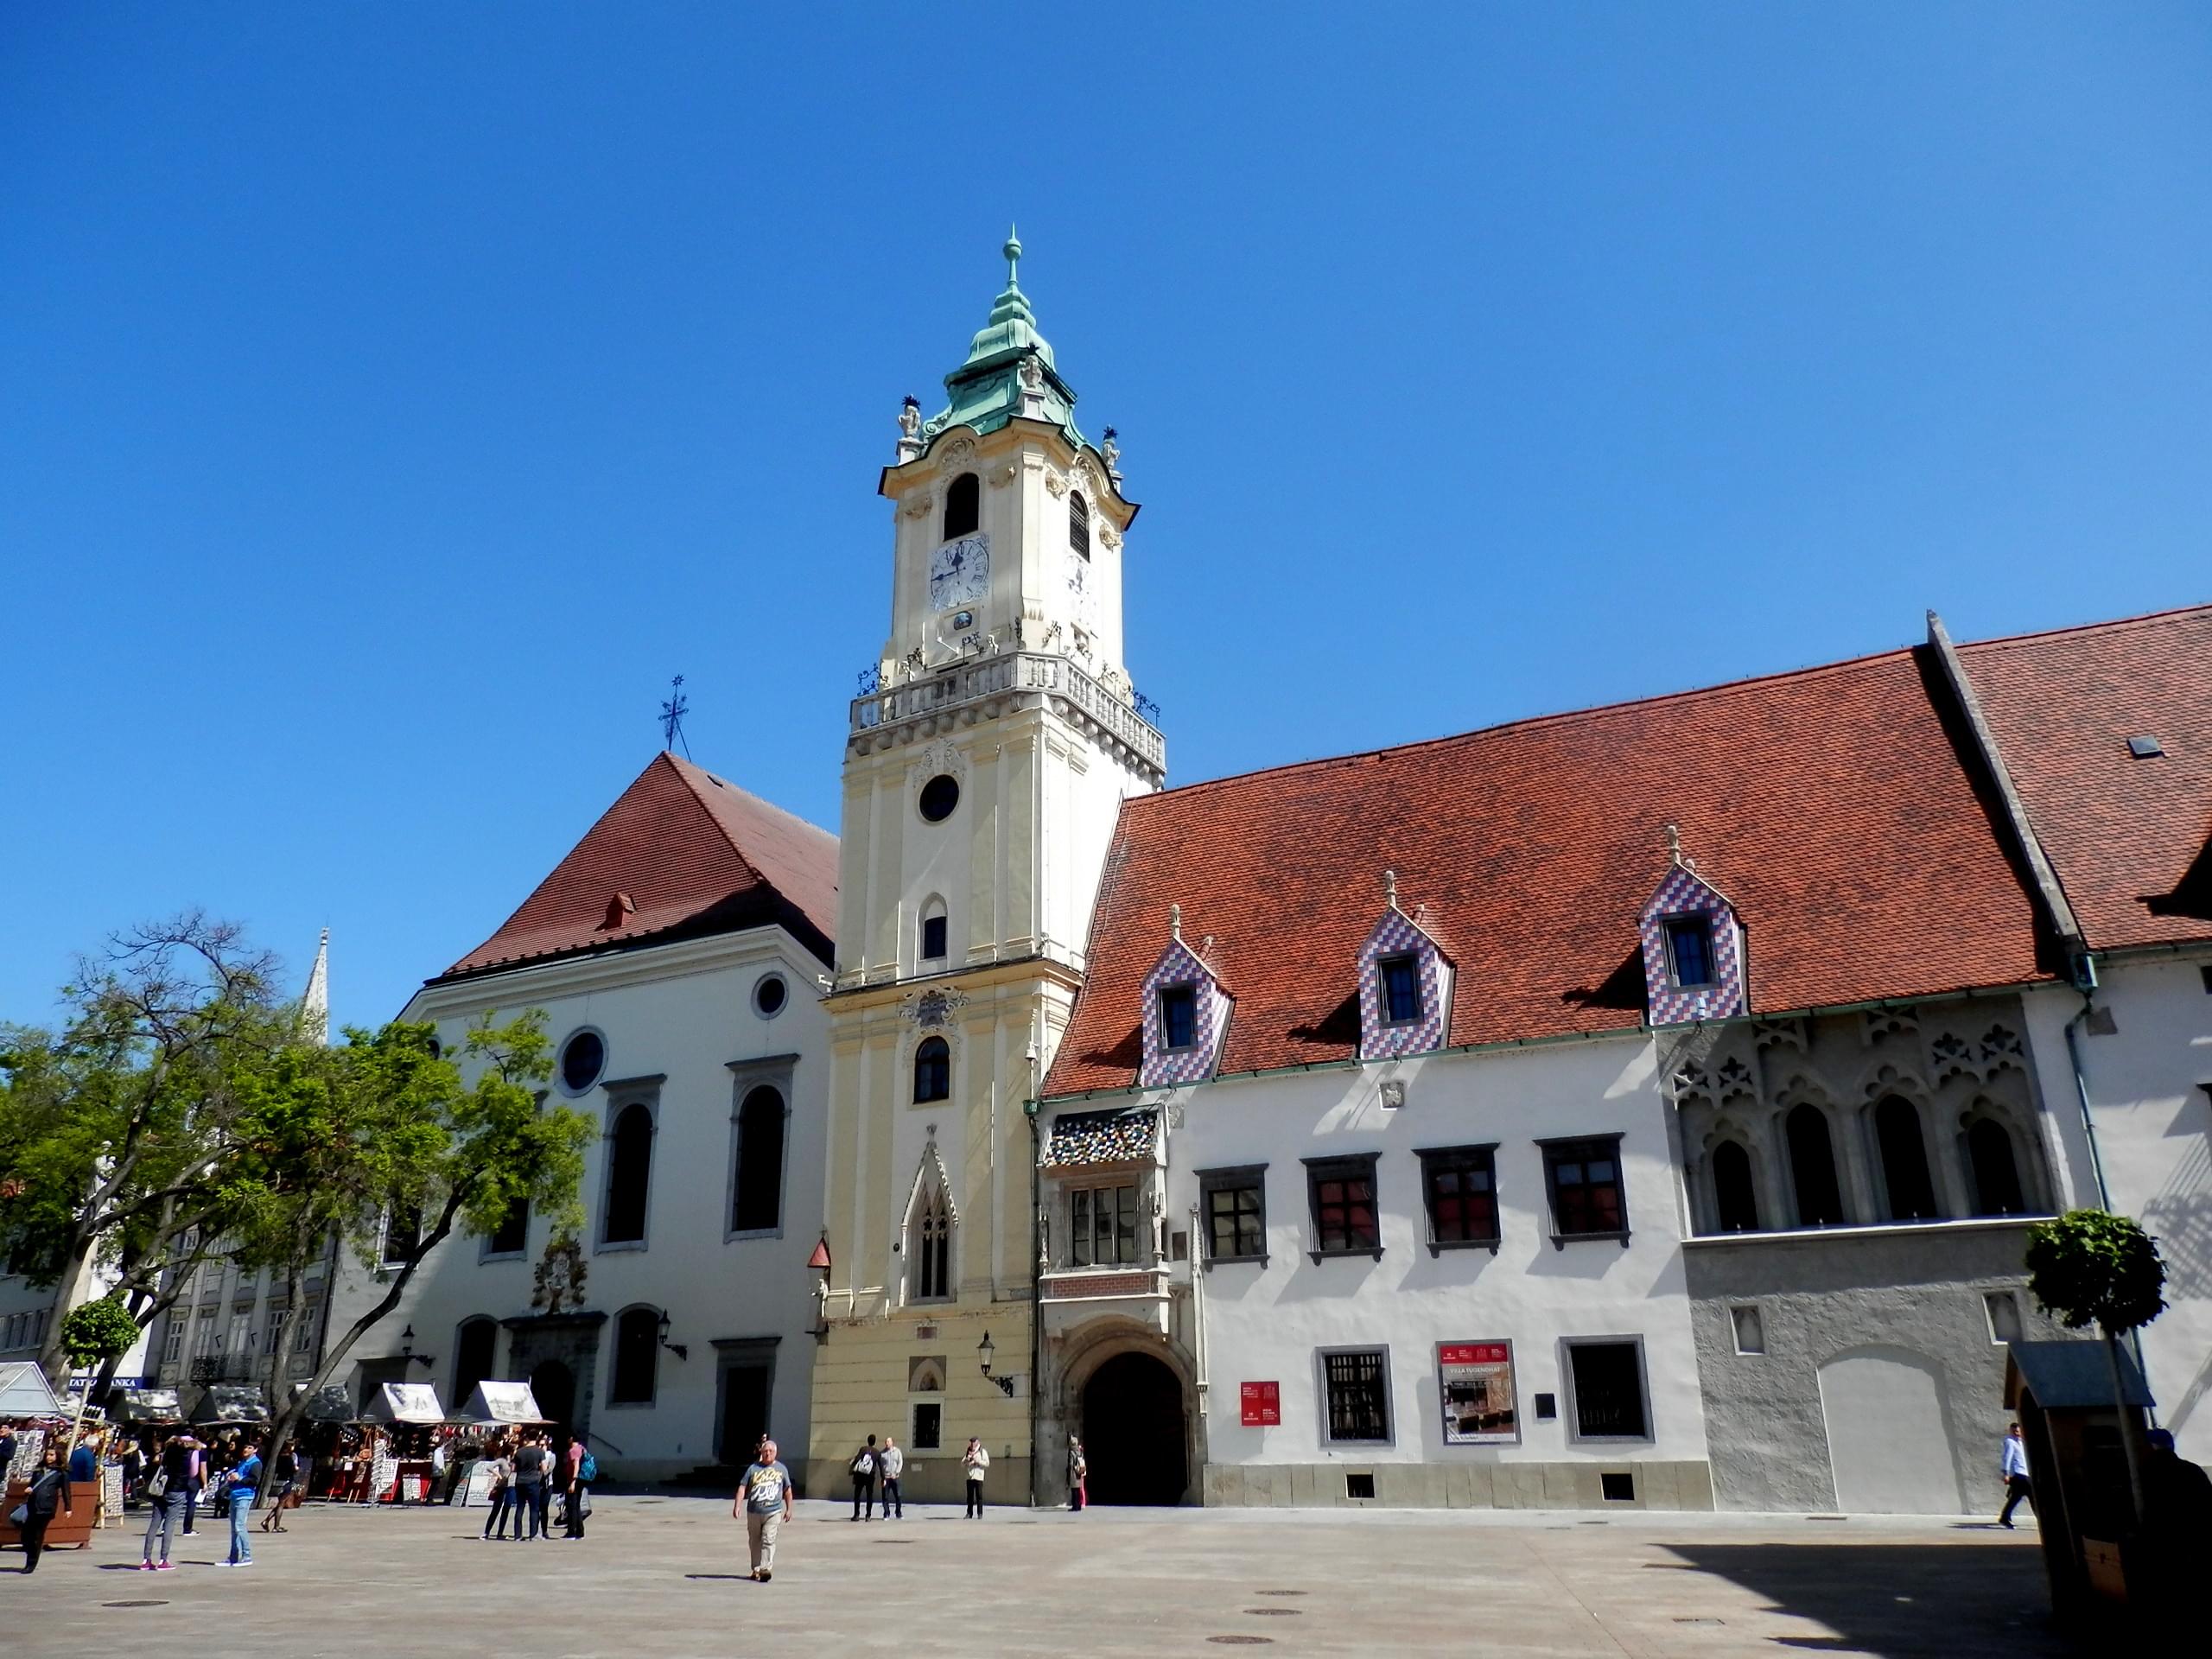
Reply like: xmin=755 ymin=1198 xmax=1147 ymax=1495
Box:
xmin=1169 ymin=903 xmax=1182 ymax=942
xmin=1383 ymin=869 xmax=1399 ymax=910
xmin=1664 ymin=823 xmax=1696 ymax=873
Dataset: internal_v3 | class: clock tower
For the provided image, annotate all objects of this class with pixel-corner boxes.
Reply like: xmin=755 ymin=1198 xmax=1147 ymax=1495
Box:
xmin=805 ymin=238 xmax=1164 ymax=1502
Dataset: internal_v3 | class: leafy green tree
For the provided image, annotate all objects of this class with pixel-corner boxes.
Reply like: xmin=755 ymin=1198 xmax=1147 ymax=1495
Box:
xmin=0 ymin=915 xmax=289 ymax=1383
xmin=2025 ymin=1208 xmax=2169 ymax=1522
xmin=237 ymin=1011 xmax=592 ymax=1488
xmin=56 ymin=1294 xmax=142 ymax=1455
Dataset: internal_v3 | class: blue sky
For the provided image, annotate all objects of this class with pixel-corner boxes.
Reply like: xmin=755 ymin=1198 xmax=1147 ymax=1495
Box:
xmin=4 ymin=4 xmax=2208 ymax=1029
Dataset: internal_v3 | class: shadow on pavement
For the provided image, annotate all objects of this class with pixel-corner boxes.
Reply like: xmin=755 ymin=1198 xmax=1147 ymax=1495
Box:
xmin=1662 ymin=1542 xmax=2067 ymax=1658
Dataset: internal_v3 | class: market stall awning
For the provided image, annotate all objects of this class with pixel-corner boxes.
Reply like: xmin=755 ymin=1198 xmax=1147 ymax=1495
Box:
xmin=449 ymin=1380 xmax=547 ymax=1427
xmin=115 ymin=1387 xmax=184 ymax=1423
xmin=360 ymin=1381 xmax=447 ymax=1424
xmin=2005 ymin=1339 xmax=2154 ymax=1411
xmin=190 ymin=1384 xmax=272 ymax=1426
xmin=301 ymin=1383 xmax=359 ymax=1423
xmin=0 ymin=1361 xmax=63 ymax=1417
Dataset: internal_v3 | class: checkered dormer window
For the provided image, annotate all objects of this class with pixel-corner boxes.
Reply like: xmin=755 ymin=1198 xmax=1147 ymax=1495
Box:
xmin=1357 ymin=907 xmax=1451 ymax=1060
xmin=1637 ymin=863 xmax=1746 ymax=1027
xmin=1140 ymin=936 xmax=1231 ymax=1088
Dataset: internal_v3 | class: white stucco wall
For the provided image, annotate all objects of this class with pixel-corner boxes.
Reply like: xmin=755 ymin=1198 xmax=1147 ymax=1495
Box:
xmin=2023 ymin=957 xmax=2212 ymax=1464
xmin=1167 ymin=1033 xmax=1707 ymax=1474
xmin=325 ymin=926 xmax=830 ymax=1477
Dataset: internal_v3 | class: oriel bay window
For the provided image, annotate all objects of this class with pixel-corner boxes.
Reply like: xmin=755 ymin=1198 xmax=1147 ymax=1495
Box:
xmin=1304 ymin=1154 xmax=1382 ymax=1260
xmin=1199 ymin=1166 xmax=1267 ymax=1264
xmin=1070 ymin=1184 xmax=1141 ymax=1268
xmin=1417 ymin=1145 xmax=1500 ymax=1253
xmin=1541 ymin=1135 xmax=1629 ymax=1247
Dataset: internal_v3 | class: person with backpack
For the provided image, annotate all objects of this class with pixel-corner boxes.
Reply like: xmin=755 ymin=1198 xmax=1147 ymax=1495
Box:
xmin=563 ymin=1438 xmax=596 ymax=1539
xmin=140 ymin=1431 xmax=192 ymax=1570
xmin=849 ymin=1434 xmax=879 ymax=1521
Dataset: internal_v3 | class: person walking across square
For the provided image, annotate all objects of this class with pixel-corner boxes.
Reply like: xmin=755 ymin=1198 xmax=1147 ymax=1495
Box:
xmin=563 ymin=1437 xmax=593 ymax=1539
xmin=15 ymin=1445 xmax=74 ymax=1573
xmin=878 ymin=1435 xmax=904 ymax=1518
xmin=1997 ymin=1423 xmax=2034 ymax=1529
xmin=849 ymin=1435 xmax=879 ymax=1521
xmin=734 ymin=1438 xmax=794 ymax=1582
xmin=222 ymin=1440 xmax=262 ymax=1566
xmin=962 ymin=1437 xmax=989 ymax=1517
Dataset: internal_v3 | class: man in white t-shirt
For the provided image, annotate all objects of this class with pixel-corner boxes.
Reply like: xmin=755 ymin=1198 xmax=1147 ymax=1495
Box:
xmin=962 ymin=1438 xmax=989 ymax=1517
xmin=878 ymin=1437 xmax=905 ymax=1519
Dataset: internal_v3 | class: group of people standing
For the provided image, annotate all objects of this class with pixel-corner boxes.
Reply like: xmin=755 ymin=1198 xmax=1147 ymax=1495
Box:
xmin=476 ymin=1430 xmax=593 ymax=1541
xmin=137 ymin=1428 xmax=287 ymax=1570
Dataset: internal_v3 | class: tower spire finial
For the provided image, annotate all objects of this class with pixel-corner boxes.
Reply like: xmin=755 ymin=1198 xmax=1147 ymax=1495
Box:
xmin=1005 ymin=226 xmax=1021 ymax=287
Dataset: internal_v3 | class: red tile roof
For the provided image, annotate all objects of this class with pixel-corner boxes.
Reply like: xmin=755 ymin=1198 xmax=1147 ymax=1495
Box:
xmin=1046 ymin=645 xmax=2054 ymax=1097
xmin=434 ymin=753 xmax=838 ymax=982
xmin=1962 ymin=605 xmax=2212 ymax=954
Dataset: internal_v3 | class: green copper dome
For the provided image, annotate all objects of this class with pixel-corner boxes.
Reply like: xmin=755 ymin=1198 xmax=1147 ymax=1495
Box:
xmin=921 ymin=230 xmax=1086 ymax=452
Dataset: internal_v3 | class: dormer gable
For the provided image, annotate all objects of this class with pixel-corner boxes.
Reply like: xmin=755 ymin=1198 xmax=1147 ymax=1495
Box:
xmin=1357 ymin=871 xmax=1452 ymax=1060
xmin=1139 ymin=905 xmax=1232 ymax=1087
xmin=1639 ymin=826 xmax=1748 ymax=1027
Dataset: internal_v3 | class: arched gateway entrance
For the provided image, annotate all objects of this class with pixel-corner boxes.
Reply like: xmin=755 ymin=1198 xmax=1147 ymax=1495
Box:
xmin=1080 ymin=1351 xmax=1189 ymax=1505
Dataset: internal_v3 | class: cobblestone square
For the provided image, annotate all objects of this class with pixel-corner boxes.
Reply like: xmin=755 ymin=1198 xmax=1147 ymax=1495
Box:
xmin=7 ymin=1497 xmax=2065 ymax=1658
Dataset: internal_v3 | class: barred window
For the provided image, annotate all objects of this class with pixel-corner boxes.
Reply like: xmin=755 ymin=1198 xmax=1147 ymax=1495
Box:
xmin=1321 ymin=1348 xmax=1392 ymax=1444
xmin=1069 ymin=492 xmax=1090 ymax=560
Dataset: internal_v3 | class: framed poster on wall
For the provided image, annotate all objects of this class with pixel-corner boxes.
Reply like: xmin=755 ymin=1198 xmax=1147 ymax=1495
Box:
xmin=1438 ymin=1341 xmax=1518 ymax=1445
xmin=1239 ymin=1381 xmax=1280 ymax=1427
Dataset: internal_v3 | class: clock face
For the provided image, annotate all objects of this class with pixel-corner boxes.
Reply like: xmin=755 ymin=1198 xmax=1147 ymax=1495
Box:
xmin=929 ymin=534 xmax=990 ymax=612
xmin=1066 ymin=555 xmax=1096 ymax=625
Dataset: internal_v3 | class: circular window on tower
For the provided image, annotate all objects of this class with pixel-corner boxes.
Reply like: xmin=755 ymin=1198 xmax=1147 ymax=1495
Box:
xmin=557 ymin=1028 xmax=607 ymax=1096
xmin=753 ymin=973 xmax=788 ymax=1019
xmin=918 ymin=774 xmax=960 ymax=823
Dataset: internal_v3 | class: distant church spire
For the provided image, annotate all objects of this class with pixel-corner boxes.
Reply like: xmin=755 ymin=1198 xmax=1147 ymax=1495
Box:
xmin=302 ymin=927 xmax=330 ymax=1045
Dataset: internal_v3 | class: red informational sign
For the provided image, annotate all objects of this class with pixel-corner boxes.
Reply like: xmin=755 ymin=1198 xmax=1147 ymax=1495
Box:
xmin=1239 ymin=1380 xmax=1281 ymax=1427
xmin=1438 ymin=1343 xmax=1510 ymax=1368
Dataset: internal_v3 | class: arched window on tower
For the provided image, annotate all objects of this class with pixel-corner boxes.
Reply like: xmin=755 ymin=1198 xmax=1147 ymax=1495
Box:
xmin=909 ymin=1185 xmax=953 ymax=1302
xmin=1966 ymin=1117 xmax=2028 ymax=1216
xmin=944 ymin=473 xmax=980 ymax=540
xmin=452 ymin=1316 xmax=498 ymax=1408
xmin=913 ymin=1036 xmax=950 ymax=1104
xmin=1069 ymin=491 xmax=1090 ymax=560
xmin=1711 ymin=1140 xmax=1760 ymax=1233
xmin=731 ymin=1085 xmax=786 ymax=1233
xmin=1874 ymin=1096 xmax=1941 ymax=1220
xmin=609 ymin=1305 xmax=660 ymax=1405
xmin=1786 ymin=1104 xmax=1846 ymax=1227
xmin=919 ymin=896 xmax=949 ymax=963
xmin=601 ymin=1103 xmax=655 ymax=1245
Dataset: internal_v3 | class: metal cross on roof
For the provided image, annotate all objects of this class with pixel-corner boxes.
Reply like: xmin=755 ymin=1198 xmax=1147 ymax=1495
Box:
xmin=660 ymin=675 xmax=692 ymax=759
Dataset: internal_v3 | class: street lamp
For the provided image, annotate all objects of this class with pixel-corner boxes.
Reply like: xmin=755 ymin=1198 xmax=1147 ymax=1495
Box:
xmin=398 ymin=1325 xmax=435 ymax=1370
xmin=656 ymin=1309 xmax=688 ymax=1363
xmin=978 ymin=1331 xmax=1015 ymax=1397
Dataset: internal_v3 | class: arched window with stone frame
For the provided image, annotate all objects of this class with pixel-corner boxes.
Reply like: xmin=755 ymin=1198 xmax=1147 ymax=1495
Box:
xmin=1710 ymin=1138 xmax=1762 ymax=1233
xmin=918 ymin=896 xmax=950 ymax=965
xmin=1784 ymin=1103 xmax=1847 ymax=1227
xmin=944 ymin=472 xmax=980 ymax=540
xmin=1870 ymin=1095 xmax=1942 ymax=1221
xmin=1957 ymin=1102 xmax=2039 ymax=1217
xmin=1068 ymin=491 xmax=1090 ymax=560
xmin=912 ymin=1036 xmax=950 ymax=1104
xmin=601 ymin=1098 xmax=657 ymax=1248
xmin=607 ymin=1304 xmax=661 ymax=1405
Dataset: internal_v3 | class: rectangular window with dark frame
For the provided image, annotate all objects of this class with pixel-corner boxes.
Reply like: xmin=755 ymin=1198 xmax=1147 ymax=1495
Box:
xmin=1306 ymin=1155 xmax=1382 ymax=1255
xmin=1665 ymin=918 xmax=1714 ymax=988
xmin=1199 ymin=1167 xmax=1266 ymax=1262
xmin=912 ymin=1401 xmax=942 ymax=1450
xmin=1379 ymin=954 xmax=1422 ymax=1024
xmin=921 ymin=914 xmax=948 ymax=961
xmin=486 ymin=1197 xmax=529 ymax=1257
xmin=1159 ymin=984 xmax=1198 ymax=1051
xmin=1566 ymin=1338 xmax=1650 ymax=1440
xmin=1321 ymin=1347 xmax=1392 ymax=1444
xmin=1543 ymin=1136 xmax=1628 ymax=1241
xmin=1070 ymin=1184 xmax=1141 ymax=1268
xmin=1418 ymin=1146 xmax=1500 ymax=1249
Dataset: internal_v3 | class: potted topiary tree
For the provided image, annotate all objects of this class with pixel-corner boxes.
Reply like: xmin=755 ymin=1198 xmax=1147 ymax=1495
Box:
xmin=56 ymin=1294 xmax=142 ymax=1464
xmin=2024 ymin=1209 xmax=2168 ymax=1525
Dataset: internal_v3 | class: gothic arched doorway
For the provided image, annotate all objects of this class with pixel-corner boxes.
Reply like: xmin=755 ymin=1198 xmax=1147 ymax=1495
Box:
xmin=1080 ymin=1351 xmax=1189 ymax=1505
xmin=531 ymin=1359 xmax=576 ymax=1437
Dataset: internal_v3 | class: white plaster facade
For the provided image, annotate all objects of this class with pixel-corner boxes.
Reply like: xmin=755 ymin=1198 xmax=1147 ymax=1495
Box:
xmin=326 ymin=926 xmax=830 ymax=1481
xmin=2022 ymin=954 xmax=2212 ymax=1465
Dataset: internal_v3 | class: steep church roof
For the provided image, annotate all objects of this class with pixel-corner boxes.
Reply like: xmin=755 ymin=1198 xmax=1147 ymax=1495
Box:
xmin=1046 ymin=635 xmax=2060 ymax=1097
xmin=434 ymin=753 xmax=837 ymax=983
xmin=1961 ymin=603 xmax=2212 ymax=954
